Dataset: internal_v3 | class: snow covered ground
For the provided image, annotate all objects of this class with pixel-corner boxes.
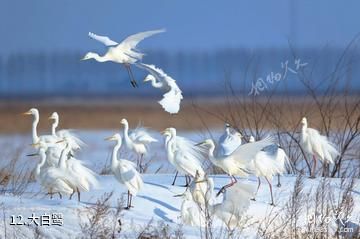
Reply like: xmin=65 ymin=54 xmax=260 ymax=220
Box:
xmin=0 ymin=130 xmax=359 ymax=238
xmin=0 ymin=174 xmax=359 ymax=238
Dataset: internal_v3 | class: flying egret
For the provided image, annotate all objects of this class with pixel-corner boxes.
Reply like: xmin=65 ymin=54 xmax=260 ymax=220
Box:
xmin=162 ymin=128 xmax=205 ymax=187
xmin=30 ymin=141 xmax=75 ymax=199
xmin=120 ymin=118 xmax=157 ymax=173
xmin=48 ymin=112 xmax=85 ymax=151
xmin=217 ymin=123 xmax=242 ymax=157
xmin=300 ymin=117 xmax=339 ymax=178
xmin=136 ymin=63 xmax=183 ymax=114
xmin=196 ymin=136 xmax=274 ymax=196
xmin=82 ymin=29 xmax=165 ymax=88
xmin=105 ymin=133 xmax=143 ymax=209
xmin=162 ymin=127 xmax=205 ymax=186
xmin=248 ymin=136 xmax=289 ymax=205
xmin=209 ymin=182 xmax=255 ymax=229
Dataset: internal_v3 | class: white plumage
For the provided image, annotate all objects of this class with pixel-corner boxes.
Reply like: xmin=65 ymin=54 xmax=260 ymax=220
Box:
xmin=83 ymin=29 xmax=165 ymax=88
xmin=33 ymin=143 xmax=73 ymax=199
xmin=300 ymin=117 xmax=339 ymax=177
xmin=180 ymin=190 xmax=205 ymax=227
xmin=210 ymin=182 xmax=255 ymax=229
xmin=217 ymin=123 xmax=242 ymax=157
xmin=106 ymin=133 xmax=143 ymax=209
xmin=189 ymin=172 xmax=214 ymax=206
xmin=162 ymin=128 xmax=205 ymax=186
xmin=136 ymin=63 xmax=183 ymax=114
xmin=120 ymin=118 xmax=157 ymax=172
xmin=197 ymin=136 xmax=274 ymax=195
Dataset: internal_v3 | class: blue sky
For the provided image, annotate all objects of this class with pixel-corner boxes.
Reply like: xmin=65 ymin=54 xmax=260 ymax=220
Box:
xmin=0 ymin=0 xmax=359 ymax=55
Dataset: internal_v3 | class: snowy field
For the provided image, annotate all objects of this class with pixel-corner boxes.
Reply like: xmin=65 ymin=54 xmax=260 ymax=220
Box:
xmin=0 ymin=130 xmax=359 ymax=238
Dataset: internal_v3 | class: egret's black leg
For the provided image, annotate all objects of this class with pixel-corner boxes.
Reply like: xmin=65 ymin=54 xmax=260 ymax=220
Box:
xmin=251 ymin=177 xmax=261 ymax=201
xmin=172 ymin=171 xmax=178 ymax=186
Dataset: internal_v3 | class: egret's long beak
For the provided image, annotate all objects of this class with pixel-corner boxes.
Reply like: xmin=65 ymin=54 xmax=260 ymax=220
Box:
xmin=26 ymin=153 xmax=39 ymax=157
xmin=48 ymin=116 xmax=54 ymax=120
xmin=104 ymin=136 xmax=115 ymax=141
xmin=22 ymin=111 xmax=32 ymax=115
xmin=56 ymin=140 xmax=65 ymax=144
xmin=195 ymin=142 xmax=204 ymax=146
xmin=173 ymin=193 xmax=185 ymax=197
xmin=80 ymin=57 xmax=86 ymax=61
xmin=30 ymin=143 xmax=40 ymax=147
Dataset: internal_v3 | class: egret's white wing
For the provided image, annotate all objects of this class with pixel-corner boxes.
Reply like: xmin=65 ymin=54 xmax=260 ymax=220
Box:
xmin=57 ymin=129 xmax=86 ymax=149
xmin=88 ymin=32 xmax=118 ymax=46
xmin=231 ymin=136 xmax=274 ymax=163
xmin=218 ymin=131 xmax=242 ymax=157
xmin=117 ymin=29 xmax=165 ymax=51
xmin=159 ymin=90 xmax=182 ymax=114
xmin=136 ymin=63 xmax=183 ymax=114
xmin=129 ymin=126 xmax=158 ymax=144
xmin=118 ymin=160 xmax=143 ymax=195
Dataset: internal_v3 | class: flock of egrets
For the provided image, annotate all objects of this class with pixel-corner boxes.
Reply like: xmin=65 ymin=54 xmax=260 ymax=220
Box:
xmin=21 ymin=29 xmax=339 ymax=227
xmin=23 ymin=106 xmax=339 ymax=226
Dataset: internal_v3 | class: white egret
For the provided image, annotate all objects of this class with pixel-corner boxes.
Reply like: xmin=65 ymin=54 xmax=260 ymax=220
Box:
xmin=248 ymin=136 xmax=289 ymax=205
xmin=48 ymin=112 xmax=85 ymax=151
xmin=196 ymin=136 xmax=274 ymax=196
xmin=136 ymin=63 xmax=183 ymax=114
xmin=210 ymin=182 xmax=255 ymax=229
xmin=23 ymin=108 xmax=65 ymax=168
xmin=274 ymin=144 xmax=291 ymax=187
xmin=120 ymin=118 xmax=157 ymax=173
xmin=162 ymin=128 xmax=205 ymax=187
xmin=300 ymin=117 xmax=339 ymax=178
xmin=82 ymin=29 xmax=165 ymax=88
xmin=30 ymin=141 xmax=74 ymax=199
xmin=217 ymin=123 xmax=242 ymax=157
xmin=179 ymin=190 xmax=205 ymax=227
xmin=105 ymin=133 xmax=143 ymax=209
xmin=56 ymin=138 xmax=99 ymax=201
xmin=189 ymin=171 xmax=214 ymax=206
xmin=23 ymin=108 xmax=57 ymax=145
xmin=163 ymin=127 xmax=205 ymax=186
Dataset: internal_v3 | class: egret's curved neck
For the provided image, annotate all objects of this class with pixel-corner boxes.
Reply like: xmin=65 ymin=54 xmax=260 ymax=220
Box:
xmin=122 ymin=123 xmax=132 ymax=147
xmin=92 ymin=53 xmax=109 ymax=63
xmin=225 ymin=127 xmax=230 ymax=135
xmin=111 ymin=140 xmax=122 ymax=169
xmin=301 ymin=122 xmax=307 ymax=133
xmin=166 ymin=136 xmax=175 ymax=163
xmin=149 ymin=78 xmax=163 ymax=88
xmin=58 ymin=146 xmax=70 ymax=169
xmin=207 ymin=142 xmax=216 ymax=161
xmin=51 ymin=118 xmax=59 ymax=136
xmin=36 ymin=150 xmax=47 ymax=178
xmin=32 ymin=113 xmax=40 ymax=143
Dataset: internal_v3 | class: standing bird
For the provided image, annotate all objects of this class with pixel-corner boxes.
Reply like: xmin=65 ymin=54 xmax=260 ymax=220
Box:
xmin=209 ymin=182 xmax=255 ymax=230
xmin=188 ymin=171 xmax=214 ymax=206
xmin=163 ymin=127 xmax=205 ymax=186
xmin=162 ymin=128 xmax=205 ymax=187
xmin=217 ymin=123 xmax=242 ymax=157
xmin=300 ymin=117 xmax=339 ymax=178
xmin=105 ymin=133 xmax=143 ymax=209
xmin=29 ymin=141 xmax=73 ymax=199
xmin=82 ymin=29 xmax=165 ymax=88
xmin=196 ymin=136 xmax=274 ymax=196
xmin=179 ymin=190 xmax=205 ymax=227
xmin=248 ymin=136 xmax=287 ymax=205
xmin=120 ymin=118 xmax=157 ymax=173
xmin=56 ymin=138 xmax=99 ymax=201
xmin=136 ymin=63 xmax=183 ymax=114
xmin=48 ymin=112 xmax=85 ymax=151
xmin=23 ymin=108 xmax=64 ymax=167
